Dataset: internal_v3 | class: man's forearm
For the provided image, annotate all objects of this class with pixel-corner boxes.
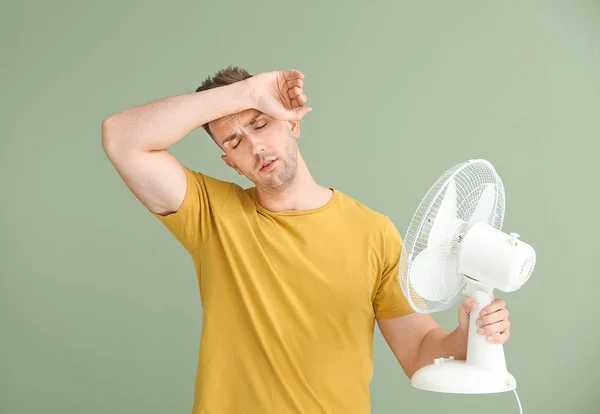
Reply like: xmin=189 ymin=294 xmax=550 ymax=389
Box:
xmin=102 ymin=79 xmax=254 ymax=152
xmin=414 ymin=328 xmax=468 ymax=373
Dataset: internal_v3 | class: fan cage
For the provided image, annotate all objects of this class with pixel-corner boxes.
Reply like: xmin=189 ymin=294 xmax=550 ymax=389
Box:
xmin=399 ymin=160 xmax=506 ymax=313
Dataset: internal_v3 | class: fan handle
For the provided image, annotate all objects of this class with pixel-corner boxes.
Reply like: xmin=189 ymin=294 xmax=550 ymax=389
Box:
xmin=464 ymin=278 xmax=509 ymax=376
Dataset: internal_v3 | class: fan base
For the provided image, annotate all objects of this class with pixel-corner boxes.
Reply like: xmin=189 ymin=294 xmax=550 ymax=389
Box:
xmin=411 ymin=358 xmax=516 ymax=394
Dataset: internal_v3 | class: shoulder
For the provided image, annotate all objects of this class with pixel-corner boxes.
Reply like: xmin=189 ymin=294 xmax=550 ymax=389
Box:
xmin=174 ymin=167 xmax=242 ymax=217
xmin=335 ymin=190 xmax=396 ymax=230
xmin=186 ymin=166 xmax=234 ymax=189
xmin=333 ymin=190 xmax=402 ymax=255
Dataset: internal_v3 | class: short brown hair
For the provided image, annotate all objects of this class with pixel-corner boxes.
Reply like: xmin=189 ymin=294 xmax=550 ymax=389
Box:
xmin=195 ymin=65 xmax=253 ymax=141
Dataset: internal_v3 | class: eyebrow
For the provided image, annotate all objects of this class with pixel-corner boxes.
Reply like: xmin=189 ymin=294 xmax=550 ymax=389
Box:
xmin=221 ymin=114 xmax=263 ymax=145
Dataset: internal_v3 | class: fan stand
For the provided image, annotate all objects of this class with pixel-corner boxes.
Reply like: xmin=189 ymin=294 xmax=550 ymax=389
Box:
xmin=411 ymin=277 xmax=516 ymax=394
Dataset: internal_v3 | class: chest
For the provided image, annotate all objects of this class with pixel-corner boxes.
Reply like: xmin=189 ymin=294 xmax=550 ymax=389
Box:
xmin=201 ymin=211 xmax=383 ymax=319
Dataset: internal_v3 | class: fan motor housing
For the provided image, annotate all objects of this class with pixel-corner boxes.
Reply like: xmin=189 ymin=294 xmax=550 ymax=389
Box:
xmin=458 ymin=222 xmax=536 ymax=291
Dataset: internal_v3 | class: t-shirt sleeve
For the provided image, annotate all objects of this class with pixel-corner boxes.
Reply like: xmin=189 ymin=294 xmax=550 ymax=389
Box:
xmin=373 ymin=217 xmax=416 ymax=319
xmin=151 ymin=165 xmax=234 ymax=253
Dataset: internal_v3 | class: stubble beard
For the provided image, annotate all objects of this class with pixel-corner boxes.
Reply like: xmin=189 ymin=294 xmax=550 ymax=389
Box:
xmin=258 ymin=138 xmax=298 ymax=194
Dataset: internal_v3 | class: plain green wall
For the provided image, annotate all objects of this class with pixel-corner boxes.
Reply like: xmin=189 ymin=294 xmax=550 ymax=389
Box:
xmin=1 ymin=1 xmax=598 ymax=413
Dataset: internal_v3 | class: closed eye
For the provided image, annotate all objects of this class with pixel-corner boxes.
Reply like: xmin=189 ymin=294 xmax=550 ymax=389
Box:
xmin=232 ymin=124 xmax=267 ymax=149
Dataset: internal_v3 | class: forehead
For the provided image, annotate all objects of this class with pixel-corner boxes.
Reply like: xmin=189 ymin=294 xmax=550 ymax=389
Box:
xmin=209 ymin=109 xmax=263 ymax=140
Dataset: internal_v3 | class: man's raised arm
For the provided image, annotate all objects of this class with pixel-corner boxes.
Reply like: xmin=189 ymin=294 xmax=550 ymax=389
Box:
xmin=101 ymin=80 xmax=254 ymax=215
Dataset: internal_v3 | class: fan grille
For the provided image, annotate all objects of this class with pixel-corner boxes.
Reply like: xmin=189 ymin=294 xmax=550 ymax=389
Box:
xmin=399 ymin=160 xmax=505 ymax=313
xmin=519 ymin=256 xmax=536 ymax=284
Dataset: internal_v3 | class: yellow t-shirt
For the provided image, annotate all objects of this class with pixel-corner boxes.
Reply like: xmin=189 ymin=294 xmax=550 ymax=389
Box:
xmin=153 ymin=166 xmax=414 ymax=414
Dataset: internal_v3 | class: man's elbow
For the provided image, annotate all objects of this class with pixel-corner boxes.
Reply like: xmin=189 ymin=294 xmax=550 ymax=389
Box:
xmin=391 ymin=353 xmax=420 ymax=381
xmin=101 ymin=116 xmax=133 ymax=157
xmin=101 ymin=116 xmax=119 ymax=151
xmin=401 ymin=360 xmax=420 ymax=380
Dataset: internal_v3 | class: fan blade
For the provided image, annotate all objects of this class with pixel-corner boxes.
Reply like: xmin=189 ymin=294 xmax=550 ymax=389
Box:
xmin=409 ymin=243 xmax=462 ymax=302
xmin=468 ymin=183 xmax=496 ymax=226
xmin=427 ymin=178 xmax=459 ymax=248
xmin=410 ymin=247 xmax=439 ymax=301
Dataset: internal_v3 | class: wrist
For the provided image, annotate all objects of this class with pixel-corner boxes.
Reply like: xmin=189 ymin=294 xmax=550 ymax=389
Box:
xmin=240 ymin=77 xmax=258 ymax=110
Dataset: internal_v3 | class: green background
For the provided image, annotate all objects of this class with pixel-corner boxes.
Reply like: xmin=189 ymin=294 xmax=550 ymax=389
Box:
xmin=1 ymin=1 xmax=598 ymax=413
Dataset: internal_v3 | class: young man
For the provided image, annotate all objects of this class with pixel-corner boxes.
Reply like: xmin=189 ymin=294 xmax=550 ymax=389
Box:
xmin=101 ymin=66 xmax=511 ymax=413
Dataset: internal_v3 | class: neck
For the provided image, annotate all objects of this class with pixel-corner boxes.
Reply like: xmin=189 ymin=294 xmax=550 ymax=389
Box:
xmin=254 ymin=153 xmax=333 ymax=212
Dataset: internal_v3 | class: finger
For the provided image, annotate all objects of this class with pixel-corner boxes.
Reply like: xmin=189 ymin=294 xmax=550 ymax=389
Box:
xmin=288 ymin=86 xmax=303 ymax=99
xmin=291 ymin=94 xmax=307 ymax=108
xmin=486 ymin=330 xmax=510 ymax=344
xmin=284 ymin=69 xmax=304 ymax=81
xmin=477 ymin=319 xmax=510 ymax=336
xmin=287 ymin=79 xmax=303 ymax=89
xmin=289 ymin=106 xmax=312 ymax=120
xmin=461 ymin=298 xmax=478 ymax=314
xmin=478 ymin=308 xmax=508 ymax=326
xmin=479 ymin=298 xmax=506 ymax=316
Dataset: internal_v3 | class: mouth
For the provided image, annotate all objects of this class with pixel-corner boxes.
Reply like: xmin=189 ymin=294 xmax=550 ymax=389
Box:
xmin=259 ymin=158 xmax=278 ymax=173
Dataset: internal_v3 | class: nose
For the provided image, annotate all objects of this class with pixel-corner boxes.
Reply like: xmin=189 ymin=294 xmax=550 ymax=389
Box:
xmin=248 ymin=134 xmax=266 ymax=156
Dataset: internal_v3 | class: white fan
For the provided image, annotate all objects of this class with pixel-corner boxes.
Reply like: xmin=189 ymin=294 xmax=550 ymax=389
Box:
xmin=399 ymin=159 xmax=535 ymax=410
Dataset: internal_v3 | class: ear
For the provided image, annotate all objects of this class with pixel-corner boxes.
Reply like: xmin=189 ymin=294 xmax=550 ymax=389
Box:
xmin=221 ymin=154 xmax=243 ymax=175
xmin=287 ymin=120 xmax=300 ymax=138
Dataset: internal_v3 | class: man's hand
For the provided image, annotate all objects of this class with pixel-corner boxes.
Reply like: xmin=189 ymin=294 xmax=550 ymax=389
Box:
xmin=458 ymin=298 xmax=511 ymax=345
xmin=245 ymin=69 xmax=312 ymax=121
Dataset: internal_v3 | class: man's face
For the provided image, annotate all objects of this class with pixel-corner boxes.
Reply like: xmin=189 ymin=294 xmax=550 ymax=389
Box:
xmin=208 ymin=109 xmax=301 ymax=192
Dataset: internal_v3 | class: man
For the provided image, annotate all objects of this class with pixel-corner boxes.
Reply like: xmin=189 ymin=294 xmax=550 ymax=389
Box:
xmin=101 ymin=66 xmax=511 ymax=413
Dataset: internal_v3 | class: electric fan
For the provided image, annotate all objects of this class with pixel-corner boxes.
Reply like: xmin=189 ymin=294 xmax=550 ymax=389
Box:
xmin=399 ymin=159 xmax=535 ymax=405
